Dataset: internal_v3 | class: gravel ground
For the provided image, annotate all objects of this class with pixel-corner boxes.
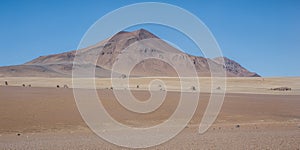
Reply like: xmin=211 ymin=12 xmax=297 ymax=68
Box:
xmin=1 ymin=123 xmax=299 ymax=150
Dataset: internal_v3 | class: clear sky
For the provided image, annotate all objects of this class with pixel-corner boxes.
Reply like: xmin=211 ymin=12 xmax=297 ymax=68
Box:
xmin=0 ymin=0 xmax=299 ymax=77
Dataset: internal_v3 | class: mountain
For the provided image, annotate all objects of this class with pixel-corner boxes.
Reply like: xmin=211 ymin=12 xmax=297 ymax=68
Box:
xmin=213 ymin=57 xmax=260 ymax=77
xmin=0 ymin=29 xmax=259 ymax=77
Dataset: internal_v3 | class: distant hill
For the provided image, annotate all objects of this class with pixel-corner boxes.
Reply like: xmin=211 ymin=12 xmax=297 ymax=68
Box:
xmin=0 ymin=29 xmax=259 ymax=77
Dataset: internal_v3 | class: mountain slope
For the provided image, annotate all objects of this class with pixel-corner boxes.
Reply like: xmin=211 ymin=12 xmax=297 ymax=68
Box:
xmin=0 ymin=29 xmax=259 ymax=77
xmin=213 ymin=57 xmax=260 ymax=77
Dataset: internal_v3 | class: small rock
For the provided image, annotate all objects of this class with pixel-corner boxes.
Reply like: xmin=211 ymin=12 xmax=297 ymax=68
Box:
xmin=191 ymin=86 xmax=196 ymax=91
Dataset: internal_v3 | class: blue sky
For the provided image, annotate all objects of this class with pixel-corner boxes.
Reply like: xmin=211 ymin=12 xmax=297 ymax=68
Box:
xmin=0 ymin=0 xmax=299 ymax=77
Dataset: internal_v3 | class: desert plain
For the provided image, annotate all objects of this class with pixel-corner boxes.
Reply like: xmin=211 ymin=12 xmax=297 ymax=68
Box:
xmin=0 ymin=77 xmax=299 ymax=149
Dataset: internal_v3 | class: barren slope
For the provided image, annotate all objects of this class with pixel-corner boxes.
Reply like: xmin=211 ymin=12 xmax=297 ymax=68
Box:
xmin=0 ymin=29 xmax=259 ymax=77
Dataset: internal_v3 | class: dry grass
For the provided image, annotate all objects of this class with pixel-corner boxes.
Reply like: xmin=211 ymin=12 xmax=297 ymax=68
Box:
xmin=1 ymin=77 xmax=299 ymax=95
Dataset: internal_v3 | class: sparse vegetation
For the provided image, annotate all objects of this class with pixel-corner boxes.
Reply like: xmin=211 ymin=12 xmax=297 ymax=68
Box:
xmin=270 ymin=87 xmax=291 ymax=91
xmin=160 ymin=88 xmax=165 ymax=91
xmin=191 ymin=86 xmax=196 ymax=91
xmin=121 ymin=74 xmax=126 ymax=79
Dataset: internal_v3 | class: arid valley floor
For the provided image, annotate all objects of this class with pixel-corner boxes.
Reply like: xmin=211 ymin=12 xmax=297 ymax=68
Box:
xmin=0 ymin=77 xmax=299 ymax=149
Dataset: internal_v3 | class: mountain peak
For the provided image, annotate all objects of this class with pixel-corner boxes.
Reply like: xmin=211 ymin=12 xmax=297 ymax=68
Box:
xmin=108 ymin=29 xmax=158 ymax=43
xmin=132 ymin=28 xmax=158 ymax=39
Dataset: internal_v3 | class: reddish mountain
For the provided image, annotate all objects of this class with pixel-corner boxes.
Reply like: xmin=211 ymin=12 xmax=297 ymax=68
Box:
xmin=0 ymin=29 xmax=259 ymax=77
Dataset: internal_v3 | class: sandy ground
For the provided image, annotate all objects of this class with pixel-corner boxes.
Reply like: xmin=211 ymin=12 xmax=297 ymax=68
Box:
xmin=0 ymin=82 xmax=299 ymax=149
xmin=1 ymin=77 xmax=300 ymax=95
